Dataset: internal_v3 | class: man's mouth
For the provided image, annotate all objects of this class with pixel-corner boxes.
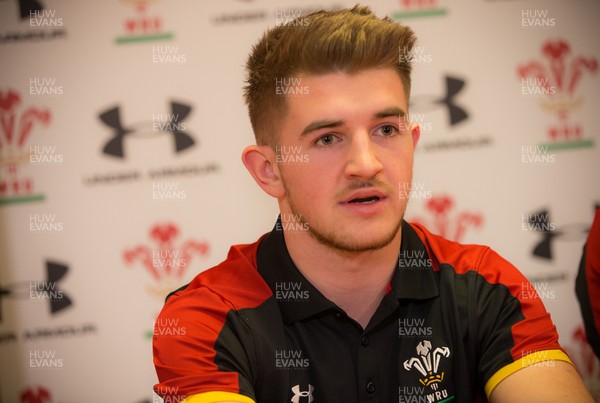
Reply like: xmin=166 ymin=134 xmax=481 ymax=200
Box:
xmin=341 ymin=189 xmax=387 ymax=205
xmin=348 ymin=196 xmax=382 ymax=204
xmin=339 ymin=189 xmax=388 ymax=216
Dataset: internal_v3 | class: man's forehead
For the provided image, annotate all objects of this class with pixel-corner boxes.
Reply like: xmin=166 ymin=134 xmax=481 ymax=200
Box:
xmin=284 ymin=70 xmax=407 ymax=114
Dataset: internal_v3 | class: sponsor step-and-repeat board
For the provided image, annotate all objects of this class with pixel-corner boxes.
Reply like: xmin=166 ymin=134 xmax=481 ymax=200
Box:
xmin=1 ymin=0 xmax=599 ymax=402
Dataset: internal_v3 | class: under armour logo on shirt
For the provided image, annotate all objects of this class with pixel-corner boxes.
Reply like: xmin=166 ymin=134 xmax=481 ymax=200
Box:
xmin=291 ymin=384 xmax=314 ymax=403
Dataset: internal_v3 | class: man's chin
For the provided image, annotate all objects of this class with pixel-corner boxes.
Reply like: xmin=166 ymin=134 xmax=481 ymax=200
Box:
xmin=307 ymin=224 xmax=401 ymax=254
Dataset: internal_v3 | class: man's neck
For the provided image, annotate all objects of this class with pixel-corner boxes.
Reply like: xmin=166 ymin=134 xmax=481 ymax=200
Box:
xmin=283 ymin=227 xmax=401 ymax=329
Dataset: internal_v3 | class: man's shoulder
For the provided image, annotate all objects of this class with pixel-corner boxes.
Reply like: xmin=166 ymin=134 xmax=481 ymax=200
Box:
xmin=407 ymin=221 xmax=521 ymax=283
xmin=163 ymin=234 xmax=273 ymax=312
xmin=408 ymin=221 xmax=491 ymax=265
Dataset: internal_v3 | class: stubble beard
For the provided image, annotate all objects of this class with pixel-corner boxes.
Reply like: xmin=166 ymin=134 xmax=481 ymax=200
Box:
xmin=283 ymin=178 xmax=405 ymax=254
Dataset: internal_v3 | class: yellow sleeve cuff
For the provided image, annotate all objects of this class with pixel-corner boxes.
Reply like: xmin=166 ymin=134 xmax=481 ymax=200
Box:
xmin=484 ymin=349 xmax=573 ymax=398
xmin=183 ymin=391 xmax=256 ymax=403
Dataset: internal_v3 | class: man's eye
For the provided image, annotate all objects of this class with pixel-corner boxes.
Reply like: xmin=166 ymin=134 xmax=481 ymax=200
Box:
xmin=316 ymin=134 xmax=336 ymax=146
xmin=376 ymin=125 xmax=398 ymax=137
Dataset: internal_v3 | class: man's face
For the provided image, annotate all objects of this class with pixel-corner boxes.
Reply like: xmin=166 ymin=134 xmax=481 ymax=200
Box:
xmin=275 ymin=68 xmax=419 ymax=253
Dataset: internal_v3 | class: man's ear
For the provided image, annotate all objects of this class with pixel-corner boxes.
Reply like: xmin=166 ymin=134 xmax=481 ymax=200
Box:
xmin=242 ymin=145 xmax=285 ymax=198
xmin=411 ymin=122 xmax=421 ymax=149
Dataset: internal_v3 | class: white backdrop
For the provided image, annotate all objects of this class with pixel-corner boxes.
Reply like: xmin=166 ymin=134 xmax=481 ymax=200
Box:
xmin=1 ymin=0 xmax=599 ymax=402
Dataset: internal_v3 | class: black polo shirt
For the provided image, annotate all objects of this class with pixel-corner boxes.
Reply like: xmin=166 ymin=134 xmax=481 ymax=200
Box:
xmin=153 ymin=220 xmax=570 ymax=403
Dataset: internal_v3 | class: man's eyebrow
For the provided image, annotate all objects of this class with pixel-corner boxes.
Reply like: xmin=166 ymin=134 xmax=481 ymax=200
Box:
xmin=300 ymin=107 xmax=407 ymax=137
xmin=300 ymin=120 xmax=344 ymax=136
xmin=375 ymin=107 xmax=406 ymax=119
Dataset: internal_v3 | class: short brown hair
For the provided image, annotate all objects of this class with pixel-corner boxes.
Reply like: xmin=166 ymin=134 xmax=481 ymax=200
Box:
xmin=243 ymin=5 xmax=417 ymax=146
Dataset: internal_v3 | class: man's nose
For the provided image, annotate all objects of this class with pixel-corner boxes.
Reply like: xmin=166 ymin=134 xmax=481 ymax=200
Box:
xmin=343 ymin=131 xmax=384 ymax=179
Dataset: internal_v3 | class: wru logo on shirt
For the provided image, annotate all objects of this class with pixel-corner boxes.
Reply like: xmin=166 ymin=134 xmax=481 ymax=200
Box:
xmin=291 ymin=384 xmax=314 ymax=403
xmin=403 ymin=340 xmax=453 ymax=402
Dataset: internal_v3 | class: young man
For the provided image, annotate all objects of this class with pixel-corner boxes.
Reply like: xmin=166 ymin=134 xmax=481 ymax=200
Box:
xmin=576 ymin=208 xmax=600 ymax=360
xmin=153 ymin=6 xmax=593 ymax=403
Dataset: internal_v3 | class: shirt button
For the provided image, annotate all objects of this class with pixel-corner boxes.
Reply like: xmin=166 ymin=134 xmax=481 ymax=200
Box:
xmin=366 ymin=381 xmax=376 ymax=393
xmin=361 ymin=336 xmax=369 ymax=346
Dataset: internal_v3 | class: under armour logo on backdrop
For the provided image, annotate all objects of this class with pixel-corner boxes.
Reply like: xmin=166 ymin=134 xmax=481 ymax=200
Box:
xmin=18 ymin=0 xmax=44 ymax=20
xmin=0 ymin=260 xmax=72 ymax=322
xmin=411 ymin=75 xmax=469 ymax=126
xmin=291 ymin=384 xmax=314 ymax=403
xmin=436 ymin=76 xmax=468 ymax=125
xmin=527 ymin=207 xmax=594 ymax=260
xmin=98 ymin=101 xmax=195 ymax=158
